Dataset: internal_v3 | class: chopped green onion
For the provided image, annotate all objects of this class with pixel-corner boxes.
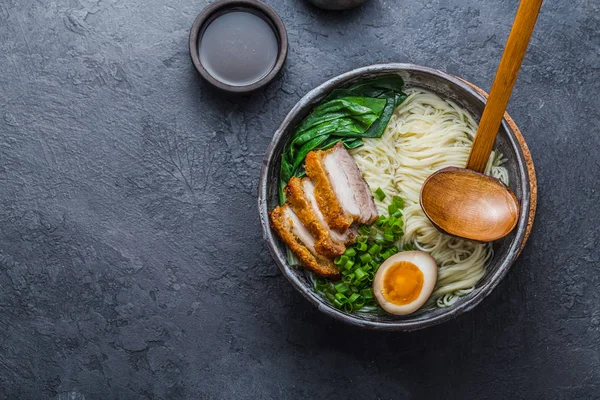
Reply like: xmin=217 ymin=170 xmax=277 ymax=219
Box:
xmin=335 ymin=282 xmax=349 ymax=294
xmin=361 ymin=262 xmax=373 ymax=271
xmin=348 ymin=293 xmax=361 ymax=303
xmin=344 ymin=248 xmax=356 ymax=257
xmin=343 ymin=260 xmax=355 ymax=271
xmin=392 ymin=196 xmax=404 ymax=209
xmin=326 ymin=291 xmax=336 ymax=302
xmin=359 ymin=253 xmax=372 ymax=264
xmin=355 ymin=268 xmax=367 ymax=281
xmin=313 ymin=195 xmax=408 ymax=313
xmin=368 ymin=243 xmax=381 ymax=256
xmin=356 ymin=242 xmax=367 ymax=251
xmin=374 ymin=187 xmax=386 ymax=201
xmin=360 ymin=288 xmax=374 ymax=299
xmin=354 ymin=297 xmax=365 ymax=309
xmin=358 ymin=225 xmax=372 ymax=235
xmin=335 ymin=293 xmax=348 ymax=303
xmin=381 ymin=246 xmax=399 ymax=259
xmin=334 ymin=255 xmax=348 ymax=266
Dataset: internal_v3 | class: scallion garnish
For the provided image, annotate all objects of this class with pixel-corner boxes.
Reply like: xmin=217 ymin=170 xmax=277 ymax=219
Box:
xmin=374 ymin=187 xmax=386 ymax=201
xmin=347 ymin=293 xmax=361 ymax=304
xmin=334 ymin=282 xmax=350 ymax=294
xmin=359 ymin=253 xmax=372 ymax=264
xmin=313 ymin=195 xmax=412 ymax=313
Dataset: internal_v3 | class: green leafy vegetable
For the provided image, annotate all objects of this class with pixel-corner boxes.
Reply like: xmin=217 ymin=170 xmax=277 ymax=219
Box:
xmin=314 ymin=195 xmax=409 ymax=312
xmin=279 ymin=76 xmax=407 ymax=203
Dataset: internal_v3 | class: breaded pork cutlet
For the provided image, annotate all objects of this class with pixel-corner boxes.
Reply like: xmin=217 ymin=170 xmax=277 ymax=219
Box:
xmin=269 ymin=205 xmax=340 ymax=279
xmin=301 ymin=178 xmax=358 ymax=244
xmin=305 ymin=142 xmax=378 ymax=231
xmin=305 ymin=149 xmax=354 ymax=232
xmin=286 ymin=177 xmax=349 ymax=258
xmin=324 ymin=142 xmax=378 ymax=224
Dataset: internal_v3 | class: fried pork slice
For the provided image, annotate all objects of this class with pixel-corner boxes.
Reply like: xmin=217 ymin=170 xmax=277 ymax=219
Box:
xmin=326 ymin=142 xmax=378 ymax=224
xmin=285 ymin=177 xmax=349 ymax=258
xmin=269 ymin=205 xmax=340 ymax=279
xmin=305 ymin=149 xmax=354 ymax=232
xmin=301 ymin=178 xmax=358 ymax=244
xmin=305 ymin=142 xmax=378 ymax=230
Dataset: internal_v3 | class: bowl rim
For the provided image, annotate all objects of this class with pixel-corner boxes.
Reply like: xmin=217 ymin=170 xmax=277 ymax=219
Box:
xmin=258 ymin=63 xmax=531 ymax=331
xmin=188 ymin=0 xmax=288 ymax=94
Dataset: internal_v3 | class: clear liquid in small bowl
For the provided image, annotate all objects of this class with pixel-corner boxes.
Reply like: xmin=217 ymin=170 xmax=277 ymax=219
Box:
xmin=199 ymin=11 xmax=279 ymax=87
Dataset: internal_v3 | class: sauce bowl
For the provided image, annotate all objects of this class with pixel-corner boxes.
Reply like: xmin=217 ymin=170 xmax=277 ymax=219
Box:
xmin=189 ymin=0 xmax=288 ymax=94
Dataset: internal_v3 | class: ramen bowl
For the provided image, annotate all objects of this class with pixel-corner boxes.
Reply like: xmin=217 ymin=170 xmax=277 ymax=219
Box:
xmin=258 ymin=64 xmax=536 ymax=331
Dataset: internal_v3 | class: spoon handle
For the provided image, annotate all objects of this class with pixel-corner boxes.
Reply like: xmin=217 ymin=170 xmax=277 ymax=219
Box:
xmin=466 ymin=0 xmax=543 ymax=173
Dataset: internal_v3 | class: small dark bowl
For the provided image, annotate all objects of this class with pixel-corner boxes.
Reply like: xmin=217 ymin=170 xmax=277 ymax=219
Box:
xmin=189 ymin=0 xmax=288 ymax=94
xmin=258 ymin=64 xmax=532 ymax=331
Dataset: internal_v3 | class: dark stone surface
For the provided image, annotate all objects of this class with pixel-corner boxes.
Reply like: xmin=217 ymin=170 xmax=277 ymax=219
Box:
xmin=0 ymin=0 xmax=598 ymax=398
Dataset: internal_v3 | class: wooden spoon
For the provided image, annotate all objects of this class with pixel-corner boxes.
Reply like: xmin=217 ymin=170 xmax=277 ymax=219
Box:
xmin=420 ymin=0 xmax=543 ymax=242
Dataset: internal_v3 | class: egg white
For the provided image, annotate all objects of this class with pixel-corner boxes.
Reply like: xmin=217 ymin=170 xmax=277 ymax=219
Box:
xmin=373 ymin=251 xmax=438 ymax=315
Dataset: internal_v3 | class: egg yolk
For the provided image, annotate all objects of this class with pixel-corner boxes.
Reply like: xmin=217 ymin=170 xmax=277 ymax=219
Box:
xmin=382 ymin=261 xmax=424 ymax=305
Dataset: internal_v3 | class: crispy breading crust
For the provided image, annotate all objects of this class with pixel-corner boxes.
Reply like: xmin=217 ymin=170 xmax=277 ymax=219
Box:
xmin=300 ymin=177 xmax=358 ymax=246
xmin=285 ymin=177 xmax=345 ymax=258
xmin=269 ymin=206 xmax=340 ymax=279
xmin=304 ymin=150 xmax=353 ymax=232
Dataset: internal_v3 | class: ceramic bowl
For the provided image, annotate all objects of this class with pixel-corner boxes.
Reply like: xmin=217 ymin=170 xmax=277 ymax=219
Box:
xmin=258 ymin=64 xmax=535 ymax=331
xmin=189 ymin=0 xmax=288 ymax=94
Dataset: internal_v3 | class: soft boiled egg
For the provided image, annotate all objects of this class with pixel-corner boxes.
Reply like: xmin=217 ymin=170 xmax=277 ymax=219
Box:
xmin=373 ymin=251 xmax=438 ymax=315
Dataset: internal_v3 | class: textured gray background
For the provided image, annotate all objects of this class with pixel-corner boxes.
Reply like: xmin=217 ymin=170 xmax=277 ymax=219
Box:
xmin=0 ymin=0 xmax=599 ymax=399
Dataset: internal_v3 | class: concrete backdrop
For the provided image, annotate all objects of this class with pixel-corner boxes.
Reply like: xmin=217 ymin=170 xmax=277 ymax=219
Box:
xmin=0 ymin=0 xmax=598 ymax=398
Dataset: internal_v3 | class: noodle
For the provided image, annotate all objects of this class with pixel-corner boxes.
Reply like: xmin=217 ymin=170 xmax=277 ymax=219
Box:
xmin=350 ymin=89 xmax=508 ymax=308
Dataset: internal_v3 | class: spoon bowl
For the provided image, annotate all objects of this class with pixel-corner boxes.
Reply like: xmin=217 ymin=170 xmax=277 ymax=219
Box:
xmin=420 ymin=167 xmax=519 ymax=242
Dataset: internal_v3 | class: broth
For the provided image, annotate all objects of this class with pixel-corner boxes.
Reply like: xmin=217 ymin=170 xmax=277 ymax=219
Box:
xmin=199 ymin=11 xmax=279 ymax=87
